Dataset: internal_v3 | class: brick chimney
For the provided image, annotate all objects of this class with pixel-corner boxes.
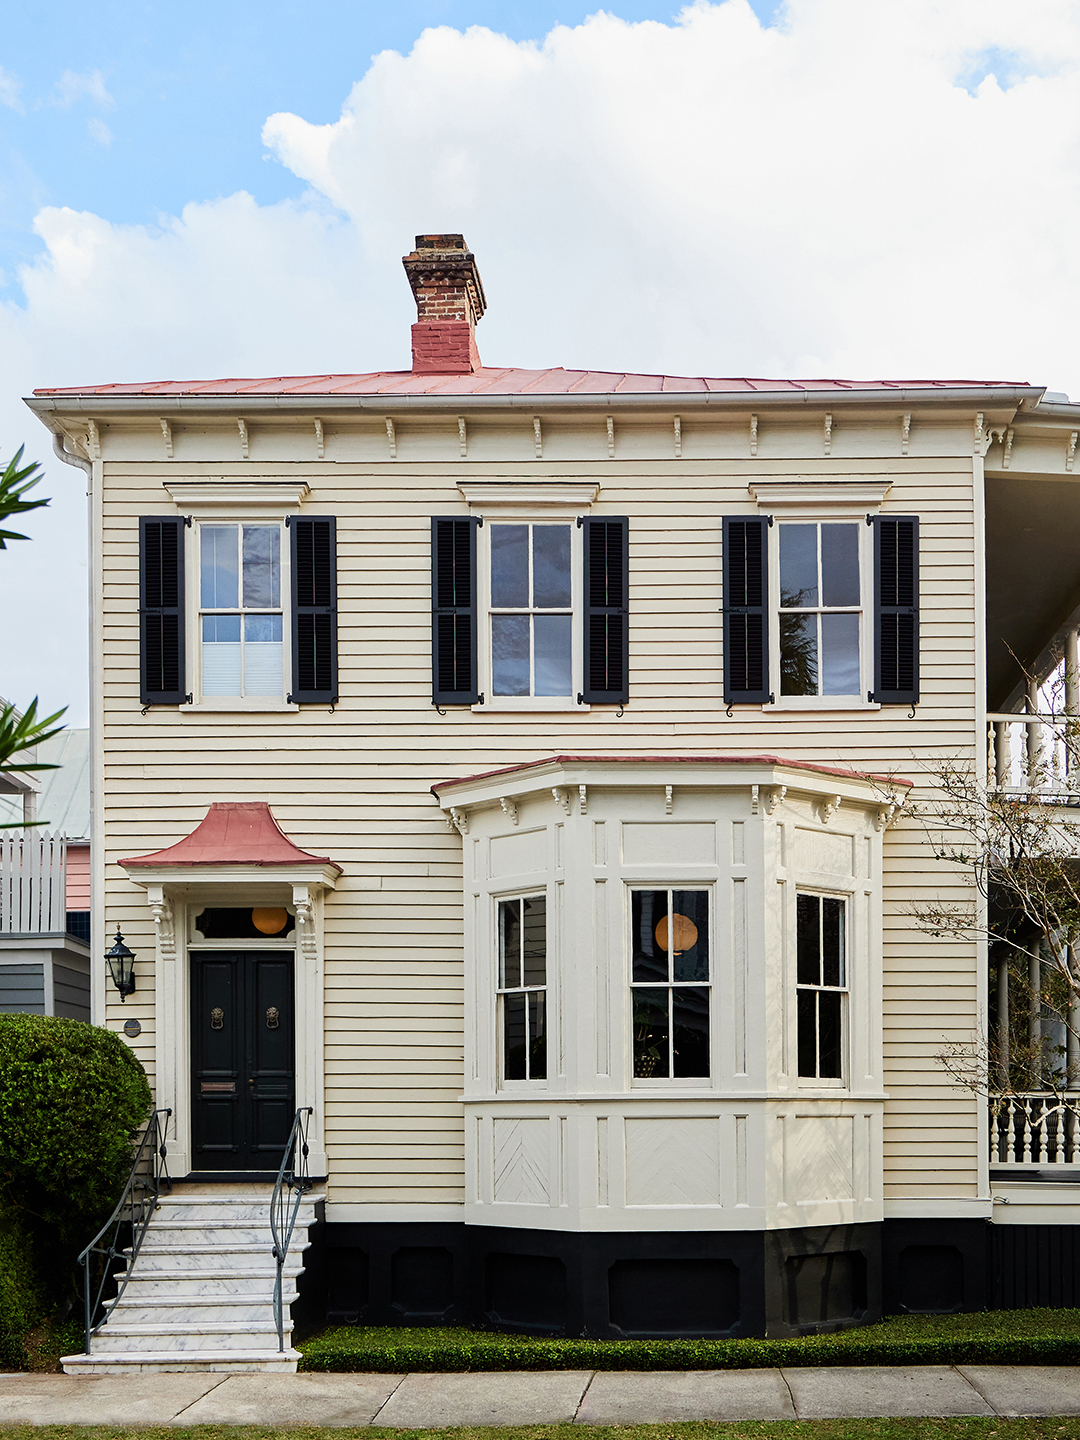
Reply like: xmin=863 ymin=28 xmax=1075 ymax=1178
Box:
xmin=403 ymin=234 xmax=487 ymax=374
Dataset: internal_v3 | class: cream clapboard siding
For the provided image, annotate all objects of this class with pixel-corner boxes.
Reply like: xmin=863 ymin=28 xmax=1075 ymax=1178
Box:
xmin=95 ymin=424 xmax=981 ymax=1209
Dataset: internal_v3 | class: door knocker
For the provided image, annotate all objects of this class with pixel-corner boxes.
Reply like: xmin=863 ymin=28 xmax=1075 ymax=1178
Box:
xmin=265 ymin=1006 xmax=280 ymax=1030
xmin=210 ymin=1007 xmax=224 ymax=1030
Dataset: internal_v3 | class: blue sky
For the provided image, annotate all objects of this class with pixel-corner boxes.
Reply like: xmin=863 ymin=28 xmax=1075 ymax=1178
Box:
xmin=0 ymin=1 xmax=781 ymax=289
xmin=2 ymin=0 xmax=1079 ymax=725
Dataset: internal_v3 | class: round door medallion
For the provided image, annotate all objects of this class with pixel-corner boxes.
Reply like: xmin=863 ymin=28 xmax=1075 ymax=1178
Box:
xmin=123 ymin=1018 xmax=141 ymax=1038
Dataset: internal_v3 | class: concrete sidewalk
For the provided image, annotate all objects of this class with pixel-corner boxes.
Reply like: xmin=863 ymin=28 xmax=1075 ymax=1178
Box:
xmin=1 ymin=1365 xmax=1080 ymax=1426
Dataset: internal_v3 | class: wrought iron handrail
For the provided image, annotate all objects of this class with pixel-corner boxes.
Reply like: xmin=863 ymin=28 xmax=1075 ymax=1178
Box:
xmin=270 ymin=1106 xmax=313 ymax=1352
xmin=78 ymin=1107 xmax=171 ymax=1353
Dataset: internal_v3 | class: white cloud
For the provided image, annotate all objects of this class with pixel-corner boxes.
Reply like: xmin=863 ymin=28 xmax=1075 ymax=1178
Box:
xmin=6 ymin=0 xmax=1080 ymax=720
xmin=51 ymin=68 xmax=115 ymax=110
xmin=0 ymin=65 xmax=23 ymax=112
xmin=87 ymin=117 xmax=113 ymax=146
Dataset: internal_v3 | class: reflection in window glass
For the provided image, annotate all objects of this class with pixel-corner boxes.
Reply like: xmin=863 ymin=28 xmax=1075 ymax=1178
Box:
xmin=490 ymin=523 xmax=572 ymax=697
xmin=796 ymin=893 xmax=846 ymax=1079
xmin=199 ymin=523 xmax=284 ymax=699
xmin=631 ymin=889 xmax=710 ymax=1078
xmin=498 ymin=894 xmax=547 ymax=1081
xmin=780 ymin=523 xmax=861 ymax=698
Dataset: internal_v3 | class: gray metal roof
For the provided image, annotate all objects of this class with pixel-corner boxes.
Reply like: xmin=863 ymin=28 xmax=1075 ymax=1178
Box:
xmin=0 ymin=729 xmax=90 ymax=838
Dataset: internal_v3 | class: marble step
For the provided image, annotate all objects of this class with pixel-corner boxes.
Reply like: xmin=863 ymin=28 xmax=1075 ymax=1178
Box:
xmin=126 ymin=1243 xmax=308 ymax=1271
xmin=119 ymin=1268 xmax=302 ymax=1295
xmin=154 ymin=1198 xmax=320 ymax=1222
xmin=111 ymin=1300 xmax=289 ymax=1325
xmin=92 ymin=1320 xmax=289 ymax=1354
xmin=62 ymin=1348 xmax=300 ymax=1374
xmin=143 ymin=1222 xmax=286 ymax=1245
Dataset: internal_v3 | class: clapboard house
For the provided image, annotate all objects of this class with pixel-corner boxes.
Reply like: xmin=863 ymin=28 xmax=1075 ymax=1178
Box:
xmin=26 ymin=234 xmax=1080 ymax=1370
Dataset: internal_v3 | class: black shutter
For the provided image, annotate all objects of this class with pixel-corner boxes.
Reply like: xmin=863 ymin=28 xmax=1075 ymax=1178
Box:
xmin=432 ymin=517 xmax=479 ymax=706
xmin=289 ymin=516 xmax=338 ymax=704
xmin=723 ymin=516 xmax=771 ymax=704
xmin=139 ymin=517 xmax=186 ymax=706
xmin=873 ymin=516 xmax=919 ymax=705
xmin=581 ymin=517 xmax=629 ymax=705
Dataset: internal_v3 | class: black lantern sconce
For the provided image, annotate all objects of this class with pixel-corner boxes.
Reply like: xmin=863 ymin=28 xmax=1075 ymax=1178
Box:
xmin=105 ymin=927 xmax=136 ymax=1001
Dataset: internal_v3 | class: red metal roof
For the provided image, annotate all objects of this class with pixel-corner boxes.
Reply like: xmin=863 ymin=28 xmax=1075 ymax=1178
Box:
xmin=431 ymin=754 xmax=914 ymax=794
xmin=32 ymin=367 xmax=1029 ymax=399
xmin=120 ymin=802 xmax=342 ymax=870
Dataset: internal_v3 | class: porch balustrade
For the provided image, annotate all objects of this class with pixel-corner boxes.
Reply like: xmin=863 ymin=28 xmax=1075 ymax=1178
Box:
xmin=986 ymin=712 xmax=1080 ymax=799
xmin=989 ymin=1090 xmax=1080 ymax=1168
xmin=0 ymin=833 xmax=67 ymax=935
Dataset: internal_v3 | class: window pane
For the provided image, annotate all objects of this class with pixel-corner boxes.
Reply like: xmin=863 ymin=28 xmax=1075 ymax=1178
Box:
xmin=243 ymin=614 xmax=283 ymax=696
xmin=242 ymin=526 xmax=281 ymax=608
xmin=503 ymin=993 xmax=527 ymax=1079
xmin=818 ymin=991 xmax=843 ymax=1077
xmin=781 ymin=613 xmax=818 ymax=696
xmin=522 ymin=895 xmax=546 ymax=986
xmin=670 ymin=890 xmax=709 ymax=983
xmin=491 ymin=524 xmax=529 ymax=608
xmin=780 ymin=524 xmax=818 ymax=607
xmin=822 ymin=898 xmax=845 ymax=987
xmin=821 ymin=524 xmax=860 ymax=607
xmin=201 ymin=614 xmax=241 ymax=695
xmin=492 ymin=614 xmax=530 ymax=695
xmin=797 ymin=894 xmax=821 ymax=986
xmin=797 ymin=990 xmax=818 ymax=1077
xmin=528 ymin=991 xmax=547 ymax=1079
xmin=201 ymin=525 xmax=238 ymax=608
xmin=534 ymin=614 xmax=572 ymax=696
xmin=533 ymin=525 xmax=572 ymax=608
xmin=632 ymin=890 xmax=669 ymax=983
xmin=633 ymin=988 xmax=669 ymax=1078
xmin=821 ymin=613 xmax=860 ymax=696
xmin=672 ymin=987 xmax=710 ymax=1077
xmin=499 ymin=899 xmax=521 ymax=989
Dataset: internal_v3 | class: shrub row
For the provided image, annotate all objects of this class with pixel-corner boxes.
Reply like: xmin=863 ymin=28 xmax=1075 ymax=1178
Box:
xmin=298 ymin=1326 xmax=1080 ymax=1373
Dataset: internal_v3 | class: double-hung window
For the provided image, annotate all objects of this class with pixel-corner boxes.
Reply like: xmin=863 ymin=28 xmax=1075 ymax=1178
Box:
xmin=630 ymin=888 xmax=710 ymax=1080
xmin=498 ymin=894 xmax=547 ymax=1082
xmin=199 ymin=523 xmax=285 ymax=698
xmin=778 ymin=522 xmax=862 ymax=700
xmin=796 ymin=893 xmax=846 ymax=1081
xmin=489 ymin=523 xmax=575 ymax=701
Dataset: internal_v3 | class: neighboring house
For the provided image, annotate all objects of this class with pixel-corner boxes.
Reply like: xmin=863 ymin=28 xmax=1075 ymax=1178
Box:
xmin=0 ymin=727 xmax=91 ymax=1018
xmin=24 ymin=235 xmax=1080 ymax=1350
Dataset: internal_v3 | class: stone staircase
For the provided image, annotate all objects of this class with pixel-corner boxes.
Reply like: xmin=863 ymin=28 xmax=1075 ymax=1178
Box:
xmin=62 ymin=1183 xmax=323 ymax=1374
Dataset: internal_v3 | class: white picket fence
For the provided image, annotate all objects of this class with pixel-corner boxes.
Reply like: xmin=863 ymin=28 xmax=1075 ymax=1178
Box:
xmin=0 ymin=833 xmax=67 ymax=935
xmin=990 ymin=1092 xmax=1080 ymax=1167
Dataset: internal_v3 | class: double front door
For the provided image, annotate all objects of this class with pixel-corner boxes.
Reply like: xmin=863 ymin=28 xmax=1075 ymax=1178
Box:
xmin=191 ymin=951 xmax=295 ymax=1171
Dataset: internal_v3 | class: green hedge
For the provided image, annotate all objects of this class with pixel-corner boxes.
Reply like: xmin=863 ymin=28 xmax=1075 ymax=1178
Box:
xmin=298 ymin=1314 xmax=1080 ymax=1372
xmin=0 ymin=1015 xmax=152 ymax=1369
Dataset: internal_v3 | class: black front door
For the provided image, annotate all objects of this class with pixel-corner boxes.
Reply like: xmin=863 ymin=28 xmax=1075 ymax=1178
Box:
xmin=191 ymin=950 xmax=295 ymax=1170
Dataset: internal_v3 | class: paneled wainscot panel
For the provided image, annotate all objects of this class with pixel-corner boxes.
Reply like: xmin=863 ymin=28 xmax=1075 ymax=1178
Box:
xmin=791 ymin=1114 xmax=856 ymax=1203
xmin=625 ymin=1118 xmax=721 ymax=1206
xmin=621 ymin=823 xmax=717 ymax=866
xmin=493 ymin=1117 xmax=550 ymax=1205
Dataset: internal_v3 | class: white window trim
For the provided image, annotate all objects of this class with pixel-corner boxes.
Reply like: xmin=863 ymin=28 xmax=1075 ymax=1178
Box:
xmin=626 ymin=882 xmax=715 ymax=1090
xmin=794 ymin=887 xmax=850 ymax=1091
xmin=473 ymin=513 xmax=588 ymax=712
xmin=495 ymin=888 xmax=550 ymax=1091
xmin=765 ymin=516 xmax=876 ymax=711
xmin=181 ymin=516 xmax=293 ymax=711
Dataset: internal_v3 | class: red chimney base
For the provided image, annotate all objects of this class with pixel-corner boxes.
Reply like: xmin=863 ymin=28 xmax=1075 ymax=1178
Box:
xmin=411 ymin=321 xmax=482 ymax=375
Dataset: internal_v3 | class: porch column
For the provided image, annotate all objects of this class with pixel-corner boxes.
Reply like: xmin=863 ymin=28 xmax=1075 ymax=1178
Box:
xmin=1027 ymin=678 xmax=1043 ymax=781
xmin=1066 ymin=629 xmax=1080 ymax=717
xmin=1030 ymin=941 xmax=1042 ymax=1085
xmin=996 ymin=949 xmax=1010 ymax=1088
xmin=1070 ymin=942 xmax=1080 ymax=1089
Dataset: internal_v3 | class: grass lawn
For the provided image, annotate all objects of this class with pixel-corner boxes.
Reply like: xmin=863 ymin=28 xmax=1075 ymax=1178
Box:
xmin=5 ymin=1422 xmax=1080 ymax=1439
xmin=297 ymin=1309 xmax=1080 ymax=1372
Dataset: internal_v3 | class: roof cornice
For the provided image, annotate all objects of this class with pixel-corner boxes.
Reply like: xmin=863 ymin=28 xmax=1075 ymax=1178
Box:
xmin=23 ymin=384 xmax=1042 ymax=422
